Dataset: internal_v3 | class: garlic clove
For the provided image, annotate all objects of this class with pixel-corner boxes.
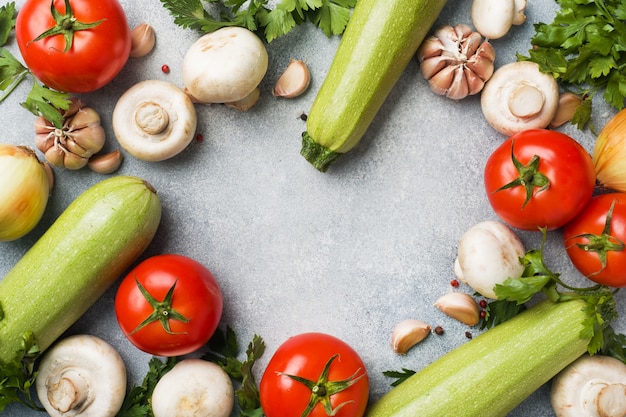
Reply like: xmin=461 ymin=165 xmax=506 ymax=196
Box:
xmin=464 ymin=67 xmax=486 ymax=96
xmin=417 ymin=36 xmax=445 ymax=61
xmin=88 ymin=150 xmax=123 ymax=175
xmin=435 ymin=293 xmax=480 ymax=326
xmin=446 ymin=67 xmax=470 ymax=100
xmin=391 ymin=319 xmax=431 ymax=354
xmin=62 ymin=151 xmax=89 ymax=170
xmin=130 ymin=23 xmax=156 ymax=58
xmin=273 ymin=59 xmax=311 ymax=99
xmin=550 ymin=92 xmax=583 ymax=128
xmin=420 ymin=55 xmax=449 ymax=80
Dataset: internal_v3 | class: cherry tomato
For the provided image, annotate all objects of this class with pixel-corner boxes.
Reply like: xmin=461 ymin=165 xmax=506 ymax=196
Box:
xmin=563 ymin=193 xmax=626 ymax=287
xmin=16 ymin=0 xmax=131 ymax=93
xmin=260 ymin=333 xmax=369 ymax=417
xmin=484 ymin=129 xmax=595 ymax=231
xmin=115 ymin=254 xmax=223 ymax=356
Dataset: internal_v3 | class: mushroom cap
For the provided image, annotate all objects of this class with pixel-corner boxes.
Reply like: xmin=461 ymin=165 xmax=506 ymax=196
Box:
xmin=112 ymin=79 xmax=197 ymax=162
xmin=151 ymin=358 xmax=234 ymax=417
xmin=455 ymin=220 xmax=525 ymax=299
xmin=480 ymin=61 xmax=559 ymax=136
xmin=35 ymin=334 xmax=127 ymax=417
xmin=551 ymin=355 xmax=626 ymax=417
xmin=182 ymin=27 xmax=268 ymax=104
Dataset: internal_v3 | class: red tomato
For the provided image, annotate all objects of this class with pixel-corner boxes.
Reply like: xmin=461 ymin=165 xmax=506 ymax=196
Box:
xmin=260 ymin=333 xmax=369 ymax=417
xmin=563 ymin=193 xmax=626 ymax=287
xmin=115 ymin=254 xmax=223 ymax=356
xmin=484 ymin=129 xmax=596 ymax=231
xmin=16 ymin=0 xmax=131 ymax=93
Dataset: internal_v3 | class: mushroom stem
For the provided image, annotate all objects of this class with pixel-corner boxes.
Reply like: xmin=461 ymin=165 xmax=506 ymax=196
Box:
xmin=47 ymin=369 xmax=91 ymax=413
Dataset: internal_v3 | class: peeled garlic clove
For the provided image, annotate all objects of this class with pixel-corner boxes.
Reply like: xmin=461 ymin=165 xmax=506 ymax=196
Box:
xmin=130 ymin=23 xmax=156 ymax=58
xmin=88 ymin=150 xmax=123 ymax=175
xmin=435 ymin=293 xmax=480 ymax=326
xmin=273 ymin=59 xmax=311 ymax=98
xmin=550 ymin=92 xmax=583 ymax=128
xmin=391 ymin=319 xmax=431 ymax=354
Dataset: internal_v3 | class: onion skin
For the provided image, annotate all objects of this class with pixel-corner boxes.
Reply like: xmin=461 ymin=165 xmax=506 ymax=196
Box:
xmin=0 ymin=144 xmax=50 ymax=241
xmin=594 ymin=108 xmax=626 ymax=192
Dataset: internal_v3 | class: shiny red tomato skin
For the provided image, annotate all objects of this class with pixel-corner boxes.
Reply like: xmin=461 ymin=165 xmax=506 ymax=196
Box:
xmin=563 ymin=193 xmax=626 ymax=287
xmin=115 ymin=254 xmax=223 ymax=357
xmin=260 ymin=333 xmax=369 ymax=417
xmin=484 ymin=129 xmax=596 ymax=231
xmin=16 ymin=0 xmax=131 ymax=93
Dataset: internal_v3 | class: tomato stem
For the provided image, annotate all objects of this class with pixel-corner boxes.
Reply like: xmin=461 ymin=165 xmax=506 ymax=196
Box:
xmin=566 ymin=198 xmax=625 ymax=276
xmin=278 ymin=354 xmax=366 ymax=417
xmin=494 ymin=140 xmax=550 ymax=208
xmin=29 ymin=0 xmax=105 ymax=52
xmin=129 ymin=277 xmax=190 ymax=335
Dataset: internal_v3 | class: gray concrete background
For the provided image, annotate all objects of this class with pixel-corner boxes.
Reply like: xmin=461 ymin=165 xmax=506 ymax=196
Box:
xmin=2 ymin=0 xmax=624 ymax=416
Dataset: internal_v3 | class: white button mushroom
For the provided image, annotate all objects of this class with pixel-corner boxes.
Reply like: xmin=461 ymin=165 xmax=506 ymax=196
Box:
xmin=471 ymin=0 xmax=527 ymax=39
xmin=480 ymin=61 xmax=560 ymax=136
xmin=35 ymin=334 xmax=127 ymax=417
xmin=151 ymin=358 xmax=234 ymax=417
xmin=112 ymin=79 xmax=197 ymax=162
xmin=454 ymin=220 xmax=526 ymax=299
xmin=182 ymin=26 xmax=268 ymax=106
xmin=551 ymin=355 xmax=626 ymax=417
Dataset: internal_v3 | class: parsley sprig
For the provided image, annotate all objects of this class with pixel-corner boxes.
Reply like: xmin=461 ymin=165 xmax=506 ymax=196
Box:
xmin=0 ymin=332 xmax=43 ymax=412
xmin=0 ymin=2 xmax=71 ymax=129
xmin=117 ymin=327 xmax=265 ymax=417
xmin=488 ymin=228 xmax=620 ymax=356
xmin=201 ymin=327 xmax=266 ymax=417
xmin=518 ymin=0 xmax=626 ymax=129
xmin=160 ymin=0 xmax=356 ymax=43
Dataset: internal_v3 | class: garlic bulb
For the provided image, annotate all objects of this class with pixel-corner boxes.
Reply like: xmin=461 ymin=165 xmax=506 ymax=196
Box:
xmin=594 ymin=108 xmax=626 ymax=192
xmin=34 ymin=98 xmax=106 ymax=170
xmin=417 ymin=24 xmax=495 ymax=100
xmin=0 ymin=144 xmax=51 ymax=241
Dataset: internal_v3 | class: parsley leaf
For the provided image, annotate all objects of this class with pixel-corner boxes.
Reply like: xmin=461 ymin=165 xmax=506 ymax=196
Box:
xmin=382 ymin=368 xmax=416 ymax=387
xmin=0 ymin=332 xmax=42 ymax=412
xmin=160 ymin=0 xmax=355 ymax=42
xmin=116 ymin=356 xmax=178 ymax=417
xmin=0 ymin=2 xmax=16 ymax=47
xmin=202 ymin=327 xmax=266 ymax=417
xmin=480 ymin=299 xmax=526 ymax=330
xmin=518 ymin=0 xmax=626 ymax=128
xmin=21 ymin=79 xmax=71 ymax=128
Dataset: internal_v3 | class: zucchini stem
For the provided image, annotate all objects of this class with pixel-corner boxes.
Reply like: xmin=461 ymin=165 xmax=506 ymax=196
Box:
xmin=300 ymin=132 xmax=341 ymax=172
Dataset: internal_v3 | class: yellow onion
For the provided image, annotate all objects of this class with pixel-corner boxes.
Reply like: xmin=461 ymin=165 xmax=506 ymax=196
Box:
xmin=0 ymin=144 xmax=51 ymax=241
xmin=594 ymin=109 xmax=626 ymax=192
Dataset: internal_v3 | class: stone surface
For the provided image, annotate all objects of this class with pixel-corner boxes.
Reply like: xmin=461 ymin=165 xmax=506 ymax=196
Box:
xmin=2 ymin=0 xmax=623 ymax=416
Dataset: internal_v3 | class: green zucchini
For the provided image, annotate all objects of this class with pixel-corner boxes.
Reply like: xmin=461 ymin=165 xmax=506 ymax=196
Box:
xmin=0 ymin=175 xmax=161 ymax=363
xmin=301 ymin=0 xmax=448 ymax=172
xmin=365 ymin=299 xmax=590 ymax=417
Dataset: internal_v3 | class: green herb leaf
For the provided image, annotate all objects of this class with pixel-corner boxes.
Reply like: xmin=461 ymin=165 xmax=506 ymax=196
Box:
xmin=0 ymin=2 xmax=16 ymax=47
xmin=20 ymin=79 xmax=71 ymax=129
xmin=519 ymin=0 xmax=626 ymax=128
xmin=480 ymin=299 xmax=527 ymax=330
xmin=382 ymin=368 xmax=416 ymax=387
xmin=160 ymin=0 xmax=354 ymax=42
xmin=0 ymin=48 xmax=28 ymax=103
xmin=0 ymin=332 xmax=42 ymax=412
xmin=116 ymin=356 xmax=179 ymax=417
xmin=202 ymin=327 xmax=266 ymax=417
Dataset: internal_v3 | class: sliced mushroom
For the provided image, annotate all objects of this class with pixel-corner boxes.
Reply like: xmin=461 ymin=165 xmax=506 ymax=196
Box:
xmin=35 ymin=334 xmax=127 ymax=417
xmin=481 ymin=61 xmax=559 ymax=136
xmin=551 ymin=355 xmax=626 ymax=417
xmin=112 ymin=80 xmax=197 ymax=162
